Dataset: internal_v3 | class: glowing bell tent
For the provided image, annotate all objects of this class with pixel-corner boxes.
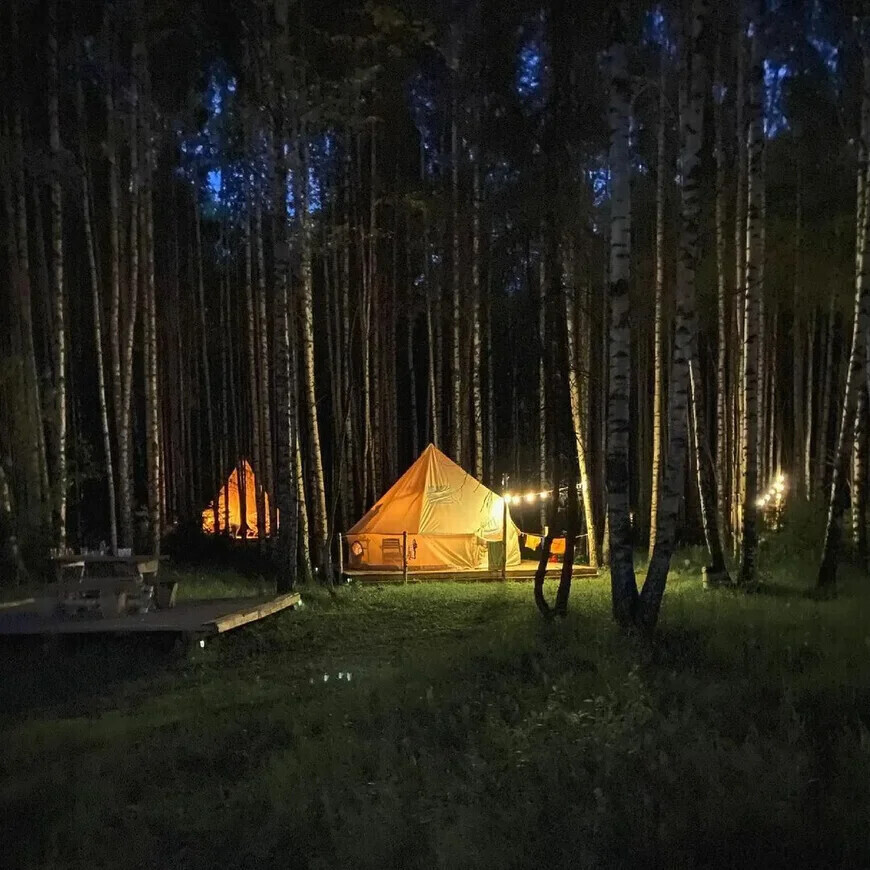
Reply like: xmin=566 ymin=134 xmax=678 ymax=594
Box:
xmin=346 ymin=444 xmax=521 ymax=571
xmin=201 ymin=460 xmax=273 ymax=538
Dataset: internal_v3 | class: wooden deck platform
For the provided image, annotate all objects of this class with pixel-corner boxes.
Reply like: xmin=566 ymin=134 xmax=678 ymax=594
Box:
xmin=345 ymin=561 xmax=599 ymax=584
xmin=0 ymin=592 xmax=301 ymax=638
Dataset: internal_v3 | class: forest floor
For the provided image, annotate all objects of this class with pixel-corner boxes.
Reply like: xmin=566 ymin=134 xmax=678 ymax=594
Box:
xmin=2 ymin=512 xmax=870 ymax=868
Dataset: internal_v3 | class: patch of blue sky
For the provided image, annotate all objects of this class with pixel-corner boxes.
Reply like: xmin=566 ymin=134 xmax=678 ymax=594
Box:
xmin=764 ymin=58 xmax=791 ymax=138
xmin=587 ymin=165 xmax=609 ymax=208
xmin=207 ymin=169 xmax=222 ymax=198
xmin=644 ymin=6 xmax=675 ymax=57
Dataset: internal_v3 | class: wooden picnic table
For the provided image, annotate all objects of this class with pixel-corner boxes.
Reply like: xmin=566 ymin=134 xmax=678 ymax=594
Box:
xmin=49 ymin=554 xmax=175 ymax=616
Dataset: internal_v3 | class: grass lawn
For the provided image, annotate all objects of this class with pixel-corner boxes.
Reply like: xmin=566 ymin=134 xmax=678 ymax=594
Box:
xmin=2 ymin=529 xmax=870 ymax=867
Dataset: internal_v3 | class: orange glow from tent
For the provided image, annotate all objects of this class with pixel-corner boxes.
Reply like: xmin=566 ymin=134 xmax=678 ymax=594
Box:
xmin=201 ymin=460 xmax=273 ymax=538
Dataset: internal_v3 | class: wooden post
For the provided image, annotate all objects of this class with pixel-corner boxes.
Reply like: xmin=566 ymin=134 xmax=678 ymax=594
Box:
xmin=402 ymin=531 xmax=408 ymax=583
xmin=502 ymin=498 xmax=508 ymax=581
xmin=337 ymin=533 xmax=344 ymax=582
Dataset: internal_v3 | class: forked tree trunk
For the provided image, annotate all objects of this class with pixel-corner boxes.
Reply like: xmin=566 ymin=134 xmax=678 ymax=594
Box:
xmin=641 ymin=0 xmax=709 ymax=625
xmin=818 ymin=49 xmax=870 ymax=591
xmin=606 ymin=6 xmax=638 ymax=624
xmin=738 ymin=0 xmax=765 ymax=586
xmin=48 ymin=0 xmax=67 ymax=549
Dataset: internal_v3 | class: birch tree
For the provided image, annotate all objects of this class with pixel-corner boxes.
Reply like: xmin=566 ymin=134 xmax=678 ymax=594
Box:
xmin=606 ymin=5 xmax=638 ymax=624
xmin=48 ymin=0 xmax=67 ymax=550
xmin=640 ymin=0 xmax=710 ymax=625
xmin=738 ymin=0 xmax=765 ymax=587
xmin=818 ymin=41 xmax=870 ymax=591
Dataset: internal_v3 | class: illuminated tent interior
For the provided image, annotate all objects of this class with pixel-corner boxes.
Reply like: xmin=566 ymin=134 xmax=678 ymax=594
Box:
xmin=346 ymin=444 xmax=521 ymax=571
xmin=201 ymin=460 xmax=273 ymax=538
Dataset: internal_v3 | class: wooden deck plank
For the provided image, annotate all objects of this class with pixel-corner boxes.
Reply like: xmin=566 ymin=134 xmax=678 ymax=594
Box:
xmin=0 ymin=594 xmax=301 ymax=637
xmin=345 ymin=562 xmax=599 ymax=583
xmin=207 ymin=593 xmax=301 ymax=634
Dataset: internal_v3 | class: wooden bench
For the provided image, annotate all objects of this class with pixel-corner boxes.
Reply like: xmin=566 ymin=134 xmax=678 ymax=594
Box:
xmin=54 ymin=577 xmax=152 ymax=619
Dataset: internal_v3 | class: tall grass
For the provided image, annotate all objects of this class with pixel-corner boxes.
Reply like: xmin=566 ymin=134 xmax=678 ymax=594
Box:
xmin=1 ymin=506 xmax=869 ymax=868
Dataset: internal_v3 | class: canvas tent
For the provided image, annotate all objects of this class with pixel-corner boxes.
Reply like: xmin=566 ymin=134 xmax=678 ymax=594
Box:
xmin=202 ymin=460 xmax=273 ymax=538
xmin=346 ymin=444 xmax=521 ymax=571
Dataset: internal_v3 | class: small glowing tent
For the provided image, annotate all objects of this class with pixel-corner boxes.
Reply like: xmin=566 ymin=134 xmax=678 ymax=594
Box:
xmin=202 ymin=460 xmax=273 ymax=538
xmin=346 ymin=444 xmax=521 ymax=571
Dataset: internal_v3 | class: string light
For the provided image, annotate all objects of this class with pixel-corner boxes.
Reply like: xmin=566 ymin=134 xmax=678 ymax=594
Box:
xmin=503 ymin=490 xmax=552 ymax=505
xmin=756 ymin=473 xmax=787 ymax=529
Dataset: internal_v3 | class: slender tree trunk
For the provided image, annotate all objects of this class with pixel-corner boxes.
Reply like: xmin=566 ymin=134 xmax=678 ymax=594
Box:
xmin=486 ymin=263 xmax=495 ymax=484
xmin=0 ymin=463 xmax=26 ymax=582
xmin=606 ymin=7 xmax=638 ymax=623
xmin=273 ymin=107 xmax=297 ymax=586
xmin=450 ymin=101 xmax=462 ymax=463
xmin=564 ymin=241 xmax=599 ymax=568
xmin=649 ymin=61 xmax=667 ymax=560
xmin=255 ymin=205 xmax=276 ymax=537
xmin=733 ymin=15 xmax=748 ymax=540
xmin=244 ymin=212 xmax=265 ymax=539
xmin=792 ymin=172 xmax=805 ymax=493
xmin=408 ymin=305 xmax=418 ymax=459
xmin=641 ymin=0 xmax=709 ymax=625
xmin=818 ymin=50 xmax=870 ymax=590
xmin=142 ymin=72 xmax=161 ymax=556
xmin=554 ymin=469 xmax=578 ymax=618
xmin=471 ymin=160 xmax=483 ymax=479
xmin=714 ymin=37 xmax=729 ymax=543
xmin=11 ymin=53 xmax=46 ymax=522
xmin=119 ymin=42 xmax=143 ymax=548
xmin=738 ymin=2 xmax=765 ymax=586
xmin=299 ymin=139 xmax=330 ymax=579
xmin=77 ymin=75 xmax=118 ymax=553
xmin=194 ymin=196 xmax=218 ymax=534
xmin=538 ymin=249 xmax=547 ymax=528
xmin=690 ymin=352 xmax=729 ymax=581
xmin=804 ymin=308 xmax=816 ymax=500
xmin=48 ymin=0 xmax=67 ymax=549
xmin=105 ymin=46 xmax=124 ymax=539
xmin=292 ymin=335 xmax=313 ymax=583
xmin=815 ymin=298 xmax=835 ymax=497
